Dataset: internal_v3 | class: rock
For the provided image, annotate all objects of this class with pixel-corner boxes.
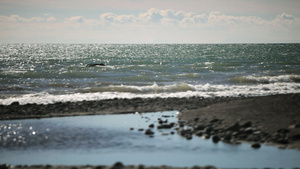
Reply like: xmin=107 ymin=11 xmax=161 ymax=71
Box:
xmin=185 ymin=134 xmax=193 ymax=140
xmin=242 ymin=121 xmax=252 ymax=128
xmin=244 ymin=127 xmax=254 ymax=134
xmin=138 ymin=128 xmax=144 ymax=131
xmin=0 ymin=164 xmax=10 ymax=169
xmin=11 ymin=102 xmax=20 ymax=106
xmin=195 ymin=131 xmax=203 ymax=137
xmin=157 ymin=123 xmax=174 ymax=129
xmin=210 ymin=118 xmax=220 ymax=123
xmin=223 ymin=133 xmax=232 ymax=142
xmin=212 ymin=135 xmax=220 ymax=143
xmin=289 ymin=124 xmax=300 ymax=129
xmin=227 ymin=122 xmax=240 ymax=132
xmin=135 ymin=164 xmax=144 ymax=169
xmin=276 ymin=139 xmax=289 ymax=144
xmin=144 ymin=129 xmax=154 ymax=135
xmin=289 ymin=134 xmax=300 ymax=141
xmin=148 ymin=124 xmax=154 ymax=128
xmin=129 ymin=128 xmax=134 ymax=130
xmin=203 ymin=134 xmax=210 ymax=139
xmin=194 ymin=125 xmax=205 ymax=130
xmin=277 ymin=128 xmax=290 ymax=133
xmin=170 ymin=131 xmax=175 ymax=135
xmin=111 ymin=162 xmax=124 ymax=169
xmin=251 ymin=143 xmax=261 ymax=149
xmin=194 ymin=117 xmax=199 ymax=122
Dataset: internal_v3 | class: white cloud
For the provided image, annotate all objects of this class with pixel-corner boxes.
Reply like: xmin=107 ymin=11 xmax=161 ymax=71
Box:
xmin=1 ymin=9 xmax=300 ymax=43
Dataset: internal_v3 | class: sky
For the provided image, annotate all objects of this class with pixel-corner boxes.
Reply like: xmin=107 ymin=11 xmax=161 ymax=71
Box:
xmin=0 ymin=0 xmax=300 ymax=44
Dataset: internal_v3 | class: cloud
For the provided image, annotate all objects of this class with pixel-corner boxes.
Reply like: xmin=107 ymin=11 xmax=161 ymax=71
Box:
xmin=1 ymin=8 xmax=300 ymax=43
xmin=66 ymin=16 xmax=86 ymax=23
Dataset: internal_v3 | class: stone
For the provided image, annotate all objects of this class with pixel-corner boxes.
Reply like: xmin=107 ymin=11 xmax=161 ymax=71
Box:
xmin=148 ymin=124 xmax=154 ymax=128
xmin=210 ymin=118 xmax=220 ymax=123
xmin=144 ymin=129 xmax=154 ymax=135
xmin=223 ymin=133 xmax=232 ymax=142
xmin=195 ymin=131 xmax=203 ymax=137
xmin=289 ymin=124 xmax=300 ymax=129
xmin=11 ymin=102 xmax=20 ymax=106
xmin=227 ymin=122 xmax=240 ymax=132
xmin=289 ymin=134 xmax=300 ymax=141
xmin=242 ymin=121 xmax=252 ymax=128
xmin=251 ymin=143 xmax=261 ymax=149
xmin=212 ymin=135 xmax=220 ymax=143
xmin=203 ymin=134 xmax=210 ymax=139
xmin=244 ymin=127 xmax=254 ymax=134
xmin=194 ymin=125 xmax=205 ymax=130
xmin=185 ymin=134 xmax=193 ymax=140
xmin=276 ymin=139 xmax=289 ymax=144
xmin=111 ymin=162 xmax=124 ymax=169
xmin=277 ymin=128 xmax=290 ymax=133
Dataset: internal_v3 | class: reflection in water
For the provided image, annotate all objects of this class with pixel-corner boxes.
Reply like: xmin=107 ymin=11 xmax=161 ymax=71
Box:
xmin=1 ymin=111 xmax=300 ymax=168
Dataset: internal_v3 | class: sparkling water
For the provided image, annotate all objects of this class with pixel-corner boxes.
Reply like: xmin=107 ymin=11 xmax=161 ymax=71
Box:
xmin=1 ymin=44 xmax=300 ymax=105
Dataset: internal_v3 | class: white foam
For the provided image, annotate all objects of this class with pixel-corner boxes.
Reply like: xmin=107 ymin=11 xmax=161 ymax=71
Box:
xmin=1 ymin=82 xmax=300 ymax=105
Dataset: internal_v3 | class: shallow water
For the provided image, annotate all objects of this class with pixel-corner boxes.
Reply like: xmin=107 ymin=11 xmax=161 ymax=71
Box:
xmin=1 ymin=111 xmax=300 ymax=168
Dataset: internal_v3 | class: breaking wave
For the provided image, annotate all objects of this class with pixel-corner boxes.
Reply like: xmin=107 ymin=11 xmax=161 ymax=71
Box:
xmin=229 ymin=75 xmax=300 ymax=84
xmin=1 ymin=82 xmax=300 ymax=105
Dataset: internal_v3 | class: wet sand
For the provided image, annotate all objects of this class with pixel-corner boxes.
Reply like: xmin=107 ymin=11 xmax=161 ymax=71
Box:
xmin=1 ymin=94 xmax=300 ymax=168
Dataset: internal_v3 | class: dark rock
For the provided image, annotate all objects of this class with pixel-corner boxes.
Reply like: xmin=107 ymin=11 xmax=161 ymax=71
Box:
xmin=185 ymin=134 xmax=193 ymax=140
xmin=0 ymin=164 xmax=10 ymax=169
xmin=194 ymin=117 xmax=199 ymax=122
xmin=11 ymin=102 xmax=20 ymax=106
xmin=87 ymin=63 xmax=106 ymax=67
xmin=212 ymin=135 xmax=220 ymax=143
xmin=135 ymin=164 xmax=145 ymax=169
xmin=241 ymin=121 xmax=252 ymax=128
xmin=194 ymin=125 xmax=205 ymax=130
xmin=223 ymin=133 xmax=232 ymax=142
xmin=157 ymin=123 xmax=174 ymax=129
xmin=289 ymin=134 xmax=300 ymax=141
xmin=138 ymin=128 xmax=144 ymax=131
xmin=148 ymin=124 xmax=155 ymax=128
xmin=204 ymin=127 xmax=213 ymax=134
xmin=111 ymin=162 xmax=124 ymax=169
xmin=210 ymin=118 xmax=220 ymax=123
xmin=276 ymin=139 xmax=289 ymax=144
xmin=195 ymin=131 xmax=203 ymax=137
xmin=203 ymin=134 xmax=210 ymax=139
xmin=244 ymin=127 xmax=254 ymax=134
xmin=144 ymin=129 xmax=154 ymax=135
xmin=129 ymin=128 xmax=134 ymax=130
xmin=227 ymin=122 xmax=240 ymax=132
xmin=251 ymin=143 xmax=261 ymax=149
xmin=277 ymin=128 xmax=290 ymax=133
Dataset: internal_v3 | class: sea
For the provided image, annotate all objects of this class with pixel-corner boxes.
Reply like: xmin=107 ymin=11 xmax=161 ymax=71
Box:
xmin=1 ymin=43 xmax=300 ymax=105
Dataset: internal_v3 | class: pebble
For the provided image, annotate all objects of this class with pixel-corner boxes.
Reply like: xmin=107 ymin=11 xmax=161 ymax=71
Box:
xmin=144 ymin=129 xmax=154 ymax=135
xmin=251 ymin=143 xmax=261 ymax=149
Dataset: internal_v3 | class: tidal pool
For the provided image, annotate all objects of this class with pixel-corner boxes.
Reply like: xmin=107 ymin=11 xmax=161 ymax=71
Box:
xmin=1 ymin=111 xmax=300 ymax=168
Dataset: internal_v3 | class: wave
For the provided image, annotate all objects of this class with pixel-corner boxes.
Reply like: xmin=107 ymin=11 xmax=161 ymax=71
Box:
xmin=1 ymin=82 xmax=300 ymax=105
xmin=77 ymin=83 xmax=196 ymax=94
xmin=228 ymin=75 xmax=300 ymax=84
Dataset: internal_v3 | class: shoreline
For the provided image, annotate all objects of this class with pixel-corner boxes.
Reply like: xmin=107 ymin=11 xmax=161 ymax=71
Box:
xmin=1 ymin=93 xmax=300 ymax=149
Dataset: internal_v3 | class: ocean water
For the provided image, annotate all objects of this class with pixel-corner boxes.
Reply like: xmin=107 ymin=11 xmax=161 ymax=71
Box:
xmin=1 ymin=44 xmax=300 ymax=105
